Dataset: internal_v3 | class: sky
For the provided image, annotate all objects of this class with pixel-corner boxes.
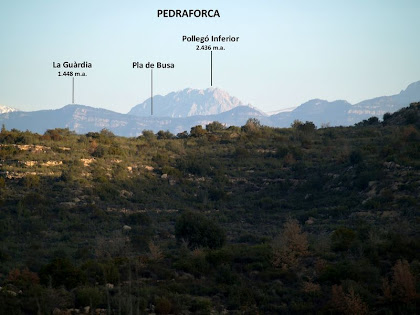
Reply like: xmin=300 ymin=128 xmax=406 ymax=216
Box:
xmin=0 ymin=0 xmax=419 ymax=114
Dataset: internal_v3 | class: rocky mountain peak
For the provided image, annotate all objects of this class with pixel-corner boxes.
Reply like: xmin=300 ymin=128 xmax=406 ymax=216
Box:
xmin=0 ymin=105 xmax=18 ymax=114
xmin=128 ymin=87 xmax=244 ymax=118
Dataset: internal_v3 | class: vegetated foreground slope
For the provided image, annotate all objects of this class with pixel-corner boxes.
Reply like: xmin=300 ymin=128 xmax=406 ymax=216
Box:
xmin=0 ymin=104 xmax=419 ymax=313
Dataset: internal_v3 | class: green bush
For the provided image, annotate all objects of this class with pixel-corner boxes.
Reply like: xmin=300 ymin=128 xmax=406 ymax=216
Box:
xmin=331 ymin=227 xmax=356 ymax=251
xmin=75 ymin=286 xmax=105 ymax=308
xmin=155 ymin=296 xmax=172 ymax=314
xmin=175 ymin=211 xmax=226 ymax=249
xmin=39 ymin=258 xmax=85 ymax=289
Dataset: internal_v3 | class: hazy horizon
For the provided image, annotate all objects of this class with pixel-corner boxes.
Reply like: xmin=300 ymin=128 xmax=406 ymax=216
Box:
xmin=1 ymin=0 xmax=419 ymax=113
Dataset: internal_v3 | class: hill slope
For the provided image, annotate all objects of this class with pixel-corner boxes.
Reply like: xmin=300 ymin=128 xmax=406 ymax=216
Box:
xmin=0 ymin=104 xmax=419 ymax=313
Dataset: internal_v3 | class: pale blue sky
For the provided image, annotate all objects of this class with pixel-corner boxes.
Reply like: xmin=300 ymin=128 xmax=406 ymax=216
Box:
xmin=0 ymin=0 xmax=419 ymax=113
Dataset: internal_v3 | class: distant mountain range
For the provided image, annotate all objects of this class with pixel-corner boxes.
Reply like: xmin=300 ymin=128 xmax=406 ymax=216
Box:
xmin=0 ymin=104 xmax=264 ymax=137
xmin=1 ymin=81 xmax=420 ymax=136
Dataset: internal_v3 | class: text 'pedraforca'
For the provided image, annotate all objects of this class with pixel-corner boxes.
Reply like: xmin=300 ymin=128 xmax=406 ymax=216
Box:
xmin=157 ymin=9 xmax=220 ymax=18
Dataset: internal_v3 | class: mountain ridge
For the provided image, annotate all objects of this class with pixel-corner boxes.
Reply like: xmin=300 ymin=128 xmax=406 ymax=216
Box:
xmin=1 ymin=81 xmax=420 ymax=135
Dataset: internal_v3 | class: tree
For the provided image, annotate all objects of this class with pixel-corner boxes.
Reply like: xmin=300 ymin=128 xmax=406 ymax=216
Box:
xmin=100 ymin=128 xmax=115 ymax=138
xmin=383 ymin=112 xmax=392 ymax=121
xmin=23 ymin=174 xmax=40 ymax=188
xmin=141 ymin=130 xmax=156 ymax=141
xmin=272 ymin=218 xmax=308 ymax=269
xmin=43 ymin=128 xmax=74 ymax=141
xmin=242 ymin=118 xmax=261 ymax=132
xmin=331 ymin=227 xmax=356 ymax=251
xmin=176 ymin=131 xmax=189 ymax=139
xmin=175 ymin=211 xmax=226 ymax=249
xmin=206 ymin=121 xmax=225 ymax=132
xmin=92 ymin=145 xmax=106 ymax=157
xmin=330 ymin=285 xmax=369 ymax=315
xmin=382 ymin=259 xmax=417 ymax=304
xmin=190 ymin=125 xmax=207 ymax=137
xmin=297 ymin=121 xmax=316 ymax=133
xmin=39 ymin=258 xmax=84 ymax=289
xmin=291 ymin=120 xmax=303 ymax=129
xmin=356 ymin=116 xmax=380 ymax=127
xmin=157 ymin=130 xmax=175 ymax=139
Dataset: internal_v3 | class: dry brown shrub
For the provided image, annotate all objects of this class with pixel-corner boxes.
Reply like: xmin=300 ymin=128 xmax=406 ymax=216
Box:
xmin=388 ymin=259 xmax=417 ymax=303
xmin=330 ymin=285 xmax=368 ymax=315
xmin=7 ymin=267 xmax=39 ymax=287
xmin=314 ymin=258 xmax=328 ymax=275
xmin=148 ymin=241 xmax=164 ymax=262
xmin=382 ymin=278 xmax=392 ymax=301
xmin=283 ymin=153 xmax=296 ymax=166
xmin=302 ymin=281 xmax=321 ymax=295
xmin=88 ymin=140 xmax=98 ymax=154
xmin=272 ymin=218 xmax=308 ymax=270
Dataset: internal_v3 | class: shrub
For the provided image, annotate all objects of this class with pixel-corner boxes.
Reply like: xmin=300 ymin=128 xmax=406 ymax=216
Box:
xmin=331 ymin=227 xmax=356 ymax=251
xmin=297 ymin=121 xmax=316 ymax=134
xmin=6 ymin=267 xmax=39 ymax=289
xmin=349 ymin=151 xmax=363 ymax=165
xmin=383 ymin=112 xmax=392 ymax=121
xmin=23 ymin=174 xmax=40 ymax=188
xmin=92 ymin=145 xmax=106 ymax=157
xmin=272 ymin=218 xmax=308 ymax=269
xmin=75 ymin=286 xmax=105 ymax=308
xmin=330 ymin=285 xmax=369 ymax=314
xmin=206 ymin=121 xmax=225 ymax=132
xmin=39 ymin=258 xmax=84 ymax=289
xmin=157 ymin=130 xmax=174 ymax=139
xmin=190 ymin=125 xmax=206 ymax=137
xmin=382 ymin=259 xmax=417 ymax=303
xmin=155 ymin=297 xmax=172 ymax=314
xmin=242 ymin=118 xmax=262 ymax=133
xmin=142 ymin=130 xmax=156 ymax=141
xmin=127 ymin=212 xmax=151 ymax=226
xmin=176 ymin=131 xmax=189 ymax=139
xmin=175 ymin=211 xmax=226 ymax=249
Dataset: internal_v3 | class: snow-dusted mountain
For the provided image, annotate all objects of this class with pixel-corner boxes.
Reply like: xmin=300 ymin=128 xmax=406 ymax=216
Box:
xmin=265 ymin=107 xmax=297 ymax=115
xmin=0 ymin=105 xmax=18 ymax=114
xmin=128 ymin=88 xmax=244 ymax=117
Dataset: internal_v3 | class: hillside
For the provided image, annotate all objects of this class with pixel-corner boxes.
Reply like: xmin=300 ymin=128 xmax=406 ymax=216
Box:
xmin=0 ymin=104 xmax=419 ymax=313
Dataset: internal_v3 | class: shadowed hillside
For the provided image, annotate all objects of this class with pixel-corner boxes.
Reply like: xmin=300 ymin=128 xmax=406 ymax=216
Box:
xmin=0 ymin=104 xmax=419 ymax=313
